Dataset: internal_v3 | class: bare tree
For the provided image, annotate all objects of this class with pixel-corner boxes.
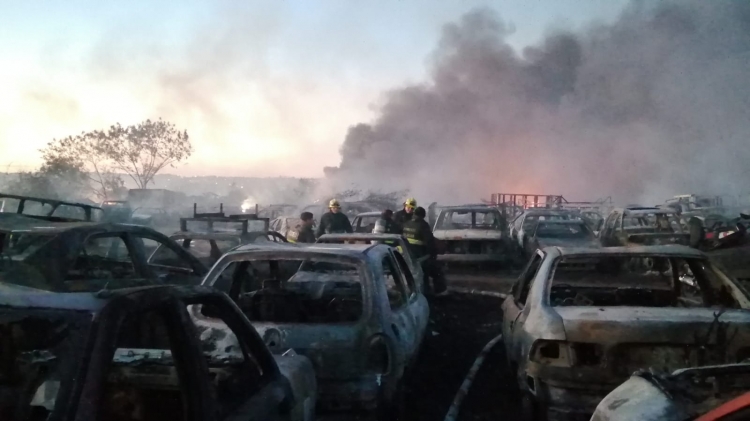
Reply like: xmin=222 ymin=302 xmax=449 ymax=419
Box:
xmin=104 ymin=119 xmax=192 ymax=189
xmin=40 ymin=119 xmax=192 ymax=199
xmin=40 ymin=132 xmax=124 ymax=200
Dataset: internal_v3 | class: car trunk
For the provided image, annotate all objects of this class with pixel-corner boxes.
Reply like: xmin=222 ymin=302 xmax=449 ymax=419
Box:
xmin=434 ymin=230 xmax=505 ymax=262
xmin=555 ymin=307 xmax=750 ymax=376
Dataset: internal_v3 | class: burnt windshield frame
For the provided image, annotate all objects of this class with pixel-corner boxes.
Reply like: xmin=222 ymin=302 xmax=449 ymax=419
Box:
xmin=0 ymin=308 xmax=93 ymax=421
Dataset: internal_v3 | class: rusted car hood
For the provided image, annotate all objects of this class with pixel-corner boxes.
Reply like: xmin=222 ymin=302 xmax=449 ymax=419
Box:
xmin=433 ymin=229 xmax=503 ymax=241
xmin=554 ymin=306 xmax=750 ymax=344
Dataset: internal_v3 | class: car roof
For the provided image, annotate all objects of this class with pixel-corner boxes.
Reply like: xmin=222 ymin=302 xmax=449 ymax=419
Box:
xmin=619 ymin=207 xmax=677 ymax=215
xmin=355 ymin=212 xmax=381 ymax=217
xmin=0 ymin=284 xmax=218 ymax=312
xmin=0 ymin=213 xmax=162 ymax=235
xmin=440 ymin=205 xmax=498 ymax=211
xmin=523 ymin=209 xmax=574 ymax=216
xmin=169 ymin=231 xmax=245 ymax=241
xmin=229 ymin=241 xmax=387 ymax=260
xmin=318 ymin=233 xmax=405 ymax=241
xmin=546 ymin=245 xmax=705 ymax=258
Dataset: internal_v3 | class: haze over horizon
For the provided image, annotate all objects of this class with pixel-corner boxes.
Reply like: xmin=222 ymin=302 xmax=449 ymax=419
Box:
xmin=0 ymin=0 xmax=628 ymax=178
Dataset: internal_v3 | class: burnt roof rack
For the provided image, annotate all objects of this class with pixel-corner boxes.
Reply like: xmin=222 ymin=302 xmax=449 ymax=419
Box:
xmin=0 ymin=192 xmax=103 ymax=222
xmin=180 ymin=203 xmax=270 ymax=233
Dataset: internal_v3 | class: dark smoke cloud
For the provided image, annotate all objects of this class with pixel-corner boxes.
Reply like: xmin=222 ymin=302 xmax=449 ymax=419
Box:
xmin=329 ymin=1 xmax=750 ymax=205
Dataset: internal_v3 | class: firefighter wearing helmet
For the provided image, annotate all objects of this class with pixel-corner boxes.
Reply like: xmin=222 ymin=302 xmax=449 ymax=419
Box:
xmin=315 ymin=199 xmax=353 ymax=238
xmin=393 ymin=198 xmax=417 ymax=233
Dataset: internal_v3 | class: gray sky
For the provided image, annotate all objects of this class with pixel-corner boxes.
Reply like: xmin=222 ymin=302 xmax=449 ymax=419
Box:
xmin=0 ymin=0 xmax=629 ymax=176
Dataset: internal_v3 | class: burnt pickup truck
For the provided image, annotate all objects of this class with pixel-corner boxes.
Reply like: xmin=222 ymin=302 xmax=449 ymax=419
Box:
xmin=432 ymin=205 xmax=508 ymax=265
xmin=0 ymin=285 xmax=316 ymax=421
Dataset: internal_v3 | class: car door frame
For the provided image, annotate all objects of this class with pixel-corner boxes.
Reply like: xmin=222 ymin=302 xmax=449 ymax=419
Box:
xmin=502 ymin=250 xmax=544 ymax=364
xmin=390 ymin=249 xmax=427 ymax=362
xmin=381 ymin=251 xmax=418 ymax=367
xmin=75 ymin=290 xmax=214 ymax=421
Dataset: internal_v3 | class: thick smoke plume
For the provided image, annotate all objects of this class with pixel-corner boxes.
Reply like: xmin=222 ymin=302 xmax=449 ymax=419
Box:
xmin=328 ymin=1 xmax=750 ymax=205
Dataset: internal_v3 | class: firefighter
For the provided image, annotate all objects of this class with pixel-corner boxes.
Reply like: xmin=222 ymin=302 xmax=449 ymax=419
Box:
xmin=287 ymin=212 xmax=316 ymax=243
xmin=373 ymin=209 xmax=399 ymax=234
xmin=393 ymin=198 xmax=417 ymax=229
xmin=315 ymin=199 xmax=353 ymax=237
xmin=402 ymin=206 xmax=448 ymax=296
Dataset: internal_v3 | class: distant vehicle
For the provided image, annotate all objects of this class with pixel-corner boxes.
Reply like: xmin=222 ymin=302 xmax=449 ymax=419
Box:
xmin=131 ymin=206 xmax=172 ymax=227
xmin=158 ymin=211 xmax=287 ymax=268
xmin=433 ymin=205 xmax=509 ymax=268
xmin=599 ymin=207 xmax=689 ymax=247
xmin=523 ymin=219 xmax=598 ymax=256
xmin=0 ymin=285 xmax=317 ymax=421
xmin=0 ymin=192 xmax=103 ymax=222
xmin=270 ymin=216 xmax=303 ymax=238
xmin=316 ymin=232 xmax=425 ymax=293
xmin=0 ymin=213 xmax=207 ymax=291
xmin=201 ymin=242 xmax=429 ymax=417
xmin=592 ymin=363 xmax=750 ymax=421
xmin=502 ymin=245 xmax=750 ymax=421
xmin=508 ymin=209 xmax=580 ymax=250
xmin=351 ymin=211 xmax=382 ymax=233
xmin=100 ymin=199 xmax=133 ymax=223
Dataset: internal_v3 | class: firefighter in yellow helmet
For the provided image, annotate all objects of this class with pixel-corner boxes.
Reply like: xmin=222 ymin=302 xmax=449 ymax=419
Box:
xmin=393 ymin=198 xmax=417 ymax=232
xmin=315 ymin=199 xmax=353 ymax=238
xmin=402 ymin=206 xmax=448 ymax=295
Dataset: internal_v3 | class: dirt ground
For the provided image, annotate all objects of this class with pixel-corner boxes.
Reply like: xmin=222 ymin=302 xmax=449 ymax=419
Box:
xmin=401 ymin=292 xmax=520 ymax=421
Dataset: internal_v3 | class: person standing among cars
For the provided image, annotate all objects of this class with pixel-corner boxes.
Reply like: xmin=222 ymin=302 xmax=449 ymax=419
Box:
xmin=287 ymin=212 xmax=316 ymax=243
xmin=315 ymin=199 xmax=353 ymax=237
xmin=402 ymin=206 xmax=448 ymax=296
xmin=393 ymin=198 xmax=417 ymax=230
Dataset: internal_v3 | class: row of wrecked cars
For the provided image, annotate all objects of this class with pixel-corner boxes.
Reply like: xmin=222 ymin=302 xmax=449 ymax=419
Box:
xmin=0 ymin=194 xmax=430 ymax=421
xmin=490 ymin=201 xmax=750 ymax=419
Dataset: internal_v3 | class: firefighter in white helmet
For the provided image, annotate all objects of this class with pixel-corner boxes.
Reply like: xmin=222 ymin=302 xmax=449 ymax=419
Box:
xmin=315 ymin=199 xmax=353 ymax=238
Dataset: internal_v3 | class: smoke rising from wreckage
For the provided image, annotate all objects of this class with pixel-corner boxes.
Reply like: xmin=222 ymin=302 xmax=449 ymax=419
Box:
xmin=328 ymin=1 xmax=750 ymax=204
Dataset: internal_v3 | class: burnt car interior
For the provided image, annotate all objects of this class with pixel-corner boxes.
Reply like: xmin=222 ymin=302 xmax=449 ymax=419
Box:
xmin=548 ymin=256 xmax=744 ymax=308
xmin=534 ymin=222 xmax=593 ymax=239
xmin=219 ymin=257 xmax=365 ymax=323
xmin=436 ymin=210 xmax=502 ymax=230
xmin=623 ymin=213 xmax=684 ymax=233
xmin=0 ymin=311 xmax=87 ymax=421
xmin=102 ymin=302 xmax=267 ymax=421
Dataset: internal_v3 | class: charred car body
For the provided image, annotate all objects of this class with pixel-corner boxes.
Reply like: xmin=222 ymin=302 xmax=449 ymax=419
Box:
xmin=0 ymin=213 xmax=207 ymax=292
xmin=523 ymin=219 xmax=599 ymax=257
xmin=509 ymin=209 xmax=580 ymax=252
xmin=599 ymin=207 xmax=689 ymax=247
xmin=502 ymin=245 xmax=750 ymax=421
xmin=0 ymin=285 xmax=316 ymax=421
xmin=0 ymin=193 xmax=104 ymax=222
xmin=433 ymin=205 xmax=509 ymax=271
xmin=592 ymin=363 xmax=750 ymax=421
xmin=351 ymin=212 xmax=382 ymax=233
xmin=201 ymin=243 xmax=429 ymax=415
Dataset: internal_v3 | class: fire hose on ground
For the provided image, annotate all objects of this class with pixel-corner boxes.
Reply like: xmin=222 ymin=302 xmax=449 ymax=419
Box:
xmin=443 ymin=332 xmax=504 ymax=421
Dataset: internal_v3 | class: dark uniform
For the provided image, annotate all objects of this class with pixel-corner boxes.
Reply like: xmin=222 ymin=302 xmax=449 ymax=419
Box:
xmin=287 ymin=223 xmax=316 ymax=243
xmin=402 ymin=214 xmax=447 ymax=294
xmin=315 ymin=212 xmax=353 ymax=237
xmin=393 ymin=209 xmax=413 ymax=229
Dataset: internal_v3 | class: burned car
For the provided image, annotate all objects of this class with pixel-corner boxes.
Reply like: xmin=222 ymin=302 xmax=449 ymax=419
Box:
xmin=201 ymin=243 xmax=429 ymax=416
xmin=591 ymin=363 xmax=750 ymax=421
xmin=0 ymin=193 xmax=103 ymax=222
xmin=502 ymin=245 xmax=750 ymax=421
xmin=0 ymin=213 xmax=207 ymax=292
xmin=155 ymin=212 xmax=287 ymax=268
xmin=0 ymin=285 xmax=316 ymax=421
xmin=523 ymin=220 xmax=598 ymax=257
xmin=599 ymin=207 xmax=689 ymax=247
xmin=271 ymin=216 xmax=304 ymax=239
xmin=316 ymin=233 xmax=425 ymax=293
xmin=509 ymin=209 xmax=580 ymax=251
xmin=351 ymin=212 xmax=382 ymax=233
xmin=433 ymin=205 xmax=509 ymax=269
